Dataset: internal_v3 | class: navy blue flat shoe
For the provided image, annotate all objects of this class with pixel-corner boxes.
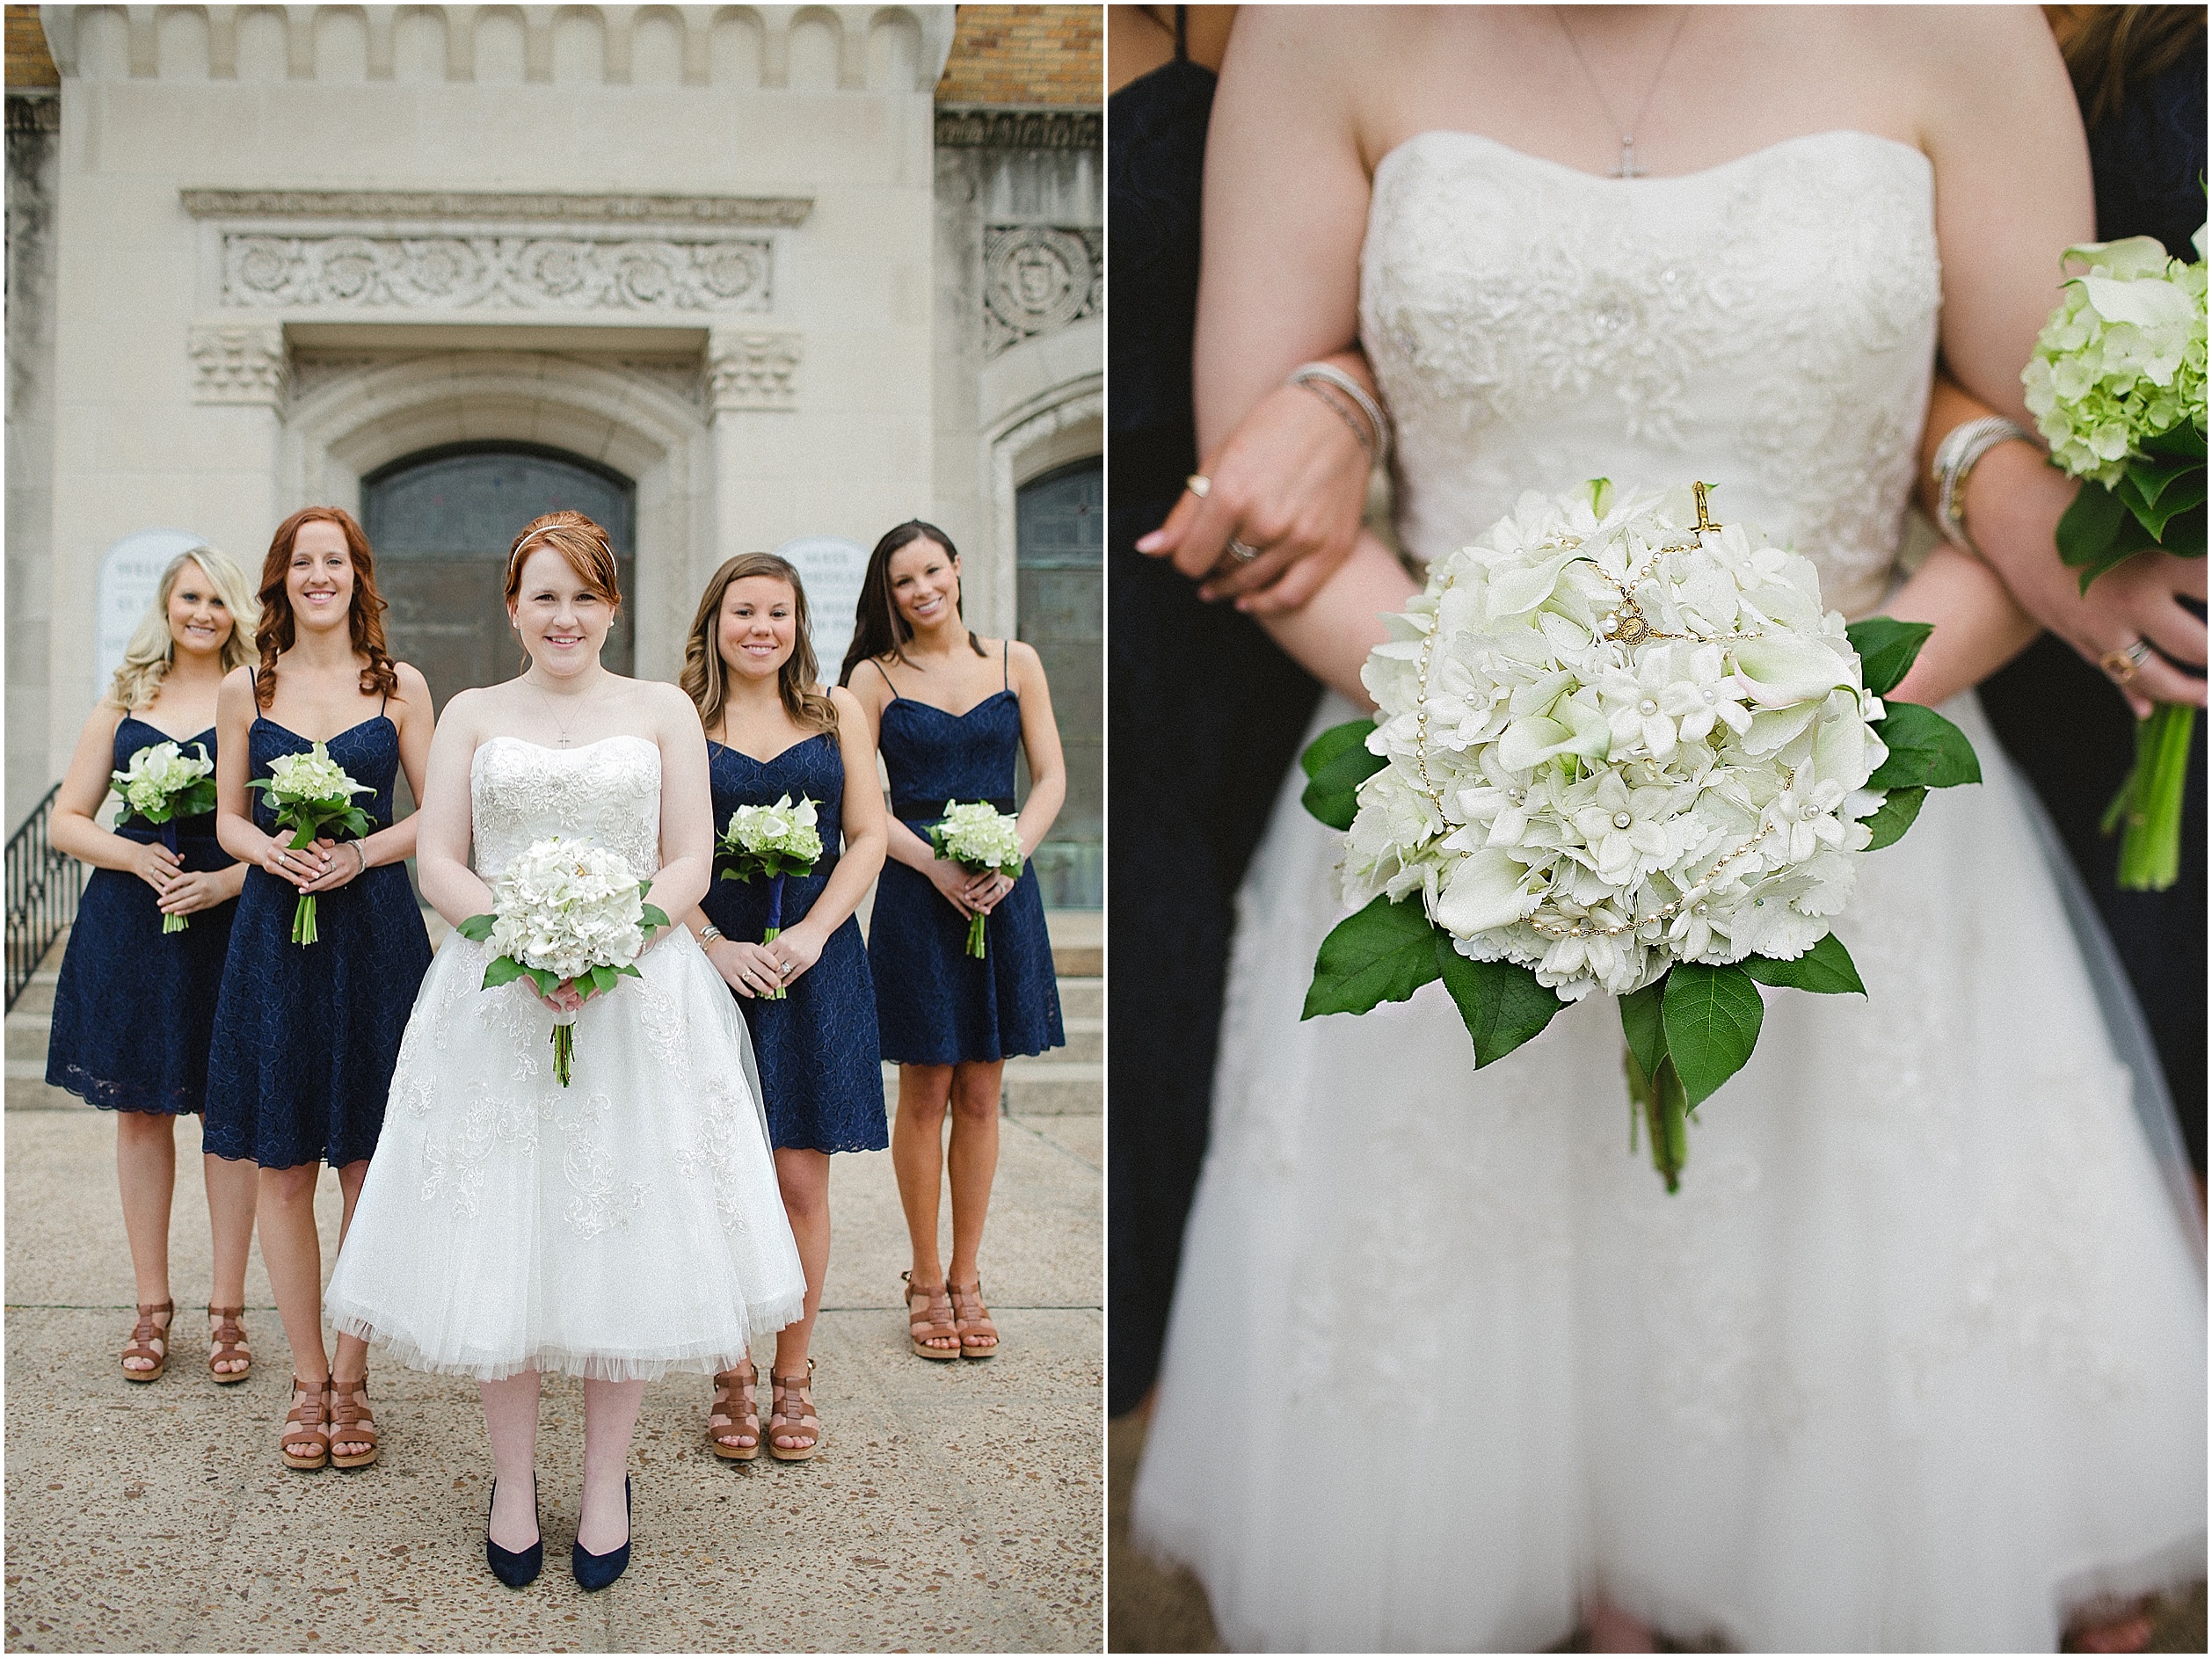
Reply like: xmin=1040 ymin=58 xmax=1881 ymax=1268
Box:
xmin=485 ymin=1475 xmax=542 ymax=1589
xmin=571 ymin=1477 xmax=631 ymax=1592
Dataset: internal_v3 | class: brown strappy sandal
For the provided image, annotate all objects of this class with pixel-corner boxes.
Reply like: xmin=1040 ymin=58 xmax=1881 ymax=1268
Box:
xmin=708 ymin=1359 xmax=761 ymax=1461
xmin=281 ymin=1378 xmax=331 ymax=1471
xmin=948 ymin=1280 xmax=1000 ymax=1358
xmin=328 ymin=1373 xmax=379 ymax=1470
xmin=768 ymin=1359 xmax=820 ymax=1462
xmin=206 ymin=1305 xmax=251 ymax=1385
xmin=119 ymin=1301 xmax=174 ymax=1383
xmin=902 ymin=1271 xmax=961 ymax=1360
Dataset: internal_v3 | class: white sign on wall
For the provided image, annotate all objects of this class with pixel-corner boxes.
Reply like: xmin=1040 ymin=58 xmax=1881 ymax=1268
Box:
xmin=95 ymin=529 xmax=215 ymax=701
xmin=774 ymin=534 xmax=870 ymax=685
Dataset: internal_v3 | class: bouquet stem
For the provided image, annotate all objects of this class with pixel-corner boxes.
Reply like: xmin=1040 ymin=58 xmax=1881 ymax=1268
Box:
xmin=552 ymin=1023 xmax=575 ymax=1087
xmin=965 ymin=911 xmax=987 ymax=960
xmin=291 ymin=893 xmax=318 ymax=947
xmin=763 ymin=876 xmax=788 ymax=1000
xmin=1624 ymin=1047 xmax=1690 ymax=1195
xmin=2105 ymin=702 xmax=2196 ymax=892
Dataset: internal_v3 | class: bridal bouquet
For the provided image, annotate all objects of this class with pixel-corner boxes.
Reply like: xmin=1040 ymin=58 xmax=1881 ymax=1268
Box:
xmin=929 ymin=802 xmax=1025 ymax=959
xmin=717 ymin=795 xmax=823 ymax=1000
xmin=2023 ymin=224 xmax=2207 ymax=891
xmin=246 ymin=740 xmax=375 ymax=947
xmin=456 ymin=837 xmax=670 ymax=1086
xmin=111 ymin=739 xmax=216 ymax=933
xmin=1301 ymin=482 xmax=1980 ymax=1189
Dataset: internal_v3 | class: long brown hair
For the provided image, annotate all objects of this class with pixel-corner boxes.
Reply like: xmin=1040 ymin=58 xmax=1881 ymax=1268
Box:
xmin=2051 ymin=4 xmax=2205 ymax=128
xmin=681 ymin=554 xmax=838 ymax=738
xmin=838 ymin=520 xmax=985 ymax=687
xmin=253 ymin=506 xmax=399 ymax=709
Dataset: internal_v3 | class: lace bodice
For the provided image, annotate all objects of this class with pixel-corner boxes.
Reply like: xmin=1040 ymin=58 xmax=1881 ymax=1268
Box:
xmin=469 ymin=735 xmax=662 ymax=882
xmin=1359 ymin=130 xmax=1940 ymax=618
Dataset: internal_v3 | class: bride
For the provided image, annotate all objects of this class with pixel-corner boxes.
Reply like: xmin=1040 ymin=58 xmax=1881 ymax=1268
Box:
xmin=1131 ymin=8 xmax=2207 ymax=1652
xmin=327 ymin=511 xmax=804 ymax=1590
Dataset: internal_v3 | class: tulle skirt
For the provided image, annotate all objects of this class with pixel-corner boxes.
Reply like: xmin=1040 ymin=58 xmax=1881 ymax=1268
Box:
xmin=1131 ymin=692 xmax=2207 ymax=1653
xmin=326 ymin=927 xmax=806 ymax=1382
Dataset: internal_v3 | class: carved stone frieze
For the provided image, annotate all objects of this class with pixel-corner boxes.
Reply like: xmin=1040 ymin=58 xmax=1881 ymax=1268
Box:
xmin=182 ymin=190 xmax=813 ymax=229
xmin=708 ymin=331 xmax=801 ymax=414
xmin=935 ymin=107 xmax=1100 ymax=151
xmin=219 ymin=233 xmax=773 ymax=315
xmin=187 ymin=324 xmax=287 ymax=406
xmin=982 ymin=225 xmax=1100 ymax=357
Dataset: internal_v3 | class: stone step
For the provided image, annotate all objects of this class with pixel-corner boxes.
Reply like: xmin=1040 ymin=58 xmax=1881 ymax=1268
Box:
xmin=1058 ymin=975 xmax=1101 ymax=1020
xmin=878 ymin=1057 xmax=1102 ymax=1117
xmin=1051 ymin=939 xmax=1102 ymax=978
xmin=5 ymin=1066 xmax=84 ymax=1110
xmin=1058 ymin=1015 xmax=1102 ymax=1065
xmin=1045 ymin=910 xmax=1102 ymax=979
xmin=11 ymin=971 xmax=59 ymax=1015
xmin=7 ymin=1014 xmax=51 ymax=1063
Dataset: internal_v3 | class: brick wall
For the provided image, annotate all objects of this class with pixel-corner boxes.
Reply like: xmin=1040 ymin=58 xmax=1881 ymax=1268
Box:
xmin=5 ymin=6 xmax=55 ymax=91
xmin=936 ymin=4 xmax=1101 ymax=106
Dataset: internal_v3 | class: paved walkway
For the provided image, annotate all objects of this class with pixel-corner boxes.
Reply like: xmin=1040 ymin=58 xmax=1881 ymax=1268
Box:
xmin=4 ymin=933 xmax=1102 ymax=1651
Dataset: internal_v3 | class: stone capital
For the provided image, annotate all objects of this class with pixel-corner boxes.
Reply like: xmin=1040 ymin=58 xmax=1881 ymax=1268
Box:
xmin=707 ymin=330 xmax=801 ymax=416
xmin=187 ymin=323 xmax=287 ymax=407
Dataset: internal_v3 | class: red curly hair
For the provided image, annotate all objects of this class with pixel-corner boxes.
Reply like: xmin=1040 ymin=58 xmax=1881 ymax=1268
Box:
xmin=253 ymin=506 xmax=401 ymax=709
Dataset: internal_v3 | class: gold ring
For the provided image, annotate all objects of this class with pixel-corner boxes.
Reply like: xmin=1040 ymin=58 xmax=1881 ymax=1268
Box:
xmin=2100 ymin=639 xmax=2152 ymax=682
xmin=1185 ymin=474 xmax=1212 ymax=498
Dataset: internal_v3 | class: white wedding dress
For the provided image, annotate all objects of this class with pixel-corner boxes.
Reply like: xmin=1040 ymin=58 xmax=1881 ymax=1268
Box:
xmin=327 ymin=735 xmax=806 ymax=1379
xmin=1131 ymin=132 xmax=2207 ymax=1653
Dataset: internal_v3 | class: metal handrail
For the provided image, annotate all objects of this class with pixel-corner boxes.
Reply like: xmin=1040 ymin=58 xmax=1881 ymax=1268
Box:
xmin=5 ymin=783 xmax=82 ymax=1012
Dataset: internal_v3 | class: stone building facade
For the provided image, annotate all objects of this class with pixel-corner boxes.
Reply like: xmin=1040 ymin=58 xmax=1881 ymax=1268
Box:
xmin=5 ymin=3 xmax=1102 ymax=904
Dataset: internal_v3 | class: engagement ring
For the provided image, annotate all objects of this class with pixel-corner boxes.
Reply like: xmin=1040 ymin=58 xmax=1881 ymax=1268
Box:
xmin=1227 ymin=538 xmax=1262 ymax=564
xmin=2100 ymin=639 xmax=2152 ymax=682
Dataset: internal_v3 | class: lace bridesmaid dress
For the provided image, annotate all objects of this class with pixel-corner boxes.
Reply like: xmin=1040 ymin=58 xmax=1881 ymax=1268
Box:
xmin=47 ymin=718 xmax=238 ymax=1116
xmin=1132 ymin=132 xmax=2208 ymax=1653
xmin=702 ymin=733 xmax=885 ymax=1153
xmin=864 ymin=647 xmax=1065 ymax=1064
xmin=325 ymin=735 xmax=805 ymax=1380
xmin=201 ymin=702 xmax=432 ymax=1168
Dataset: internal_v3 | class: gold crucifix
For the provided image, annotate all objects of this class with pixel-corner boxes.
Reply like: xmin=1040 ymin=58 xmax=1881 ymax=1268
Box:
xmin=1692 ymin=481 xmax=1722 ymax=538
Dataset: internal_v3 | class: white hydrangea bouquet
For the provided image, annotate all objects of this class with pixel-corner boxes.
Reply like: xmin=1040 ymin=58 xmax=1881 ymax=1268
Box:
xmin=1301 ymin=482 xmax=1980 ymax=1190
xmin=717 ymin=794 xmax=823 ymax=1000
xmin=456 ymin=837 xmax=671 ymax=1087
xmin=245 ymin=739 xmax=375 ymax=947
xmin=2023 ymin=224 xmax=2206 ymax=891
xmin=928 ymin=802 xmax=1025 ymax=959
xmin=111 ymin=740 xmax=216 ymax=933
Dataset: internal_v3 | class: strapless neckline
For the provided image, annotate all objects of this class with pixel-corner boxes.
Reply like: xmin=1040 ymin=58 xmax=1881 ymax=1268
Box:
xmin=1373 ymin=127 xmax=1930 ymax=190
xmin=473 ymin=732 xmax=659 ymax=760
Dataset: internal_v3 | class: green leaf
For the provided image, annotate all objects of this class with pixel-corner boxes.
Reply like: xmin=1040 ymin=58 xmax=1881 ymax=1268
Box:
xmin=1859 ymin=785 xmax=1926 ymax=851
xmin=2121 ymin=466 xmax=2207 ymax=538
xmin=1301 ymin=719 xmax=1376 ymax=780
xmin=1619 ymin=974 xmax=1669 ymax=1079
xmin=455 ymin=912 xmax=496 ymax=941
xmin=587 ymin=964 xmax=621 ymax=995
xmin=2141 ymin=420 xmax=2208 ymax=462
xmin=2120 ymin=454 xmax=2201 ymax=512
xmin=1661 ymin=963 xmax=1765 ymax=1108
xmin=639 ymin=903 xmax=672 ymax=931
xmin=480 ymin=956 xmax=528 ymax=989
xmin=1867 ymin=702 xmax=1981 ymax=789
xmin=2057 ymin=478 xmax=2128 ymax=570
xmin=2155 ymin=501 xmax=2206 ymax=558
xmin=1740 ymin=931 xmax=1865 ymax=995
xmin=1301 ymin=894 xmax=1442 ymax=1020
xmin=615 ymin=962 xmax=642 ymax=979
xmin=1433 ymin=940 xmax=1564 ymax=1067
xmin=523 ymin=966 xmax=562 ymax=999
xmin=1300 ymin=723 xmax=1386 ymax=831
xmin=1845 ymin=617 xmax=1935 ymax=697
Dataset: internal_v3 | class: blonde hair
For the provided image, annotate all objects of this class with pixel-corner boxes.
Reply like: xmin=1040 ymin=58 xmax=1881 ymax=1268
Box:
xmin=680 ymin=554 xmax=839 ymax=739
xmin=107 ymin=547 xmax=260 ymax=710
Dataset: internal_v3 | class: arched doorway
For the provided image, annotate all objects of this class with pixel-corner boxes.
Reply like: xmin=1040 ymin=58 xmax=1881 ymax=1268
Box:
xmin=1015 ymin=455 xmax=1102 ymax=908
xmin=361 ymin=443 xmax=637 ymax=713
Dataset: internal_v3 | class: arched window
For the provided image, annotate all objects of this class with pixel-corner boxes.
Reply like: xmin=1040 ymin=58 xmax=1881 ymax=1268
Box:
xmin=1015 ymin=456 xmax=1102 ymax=908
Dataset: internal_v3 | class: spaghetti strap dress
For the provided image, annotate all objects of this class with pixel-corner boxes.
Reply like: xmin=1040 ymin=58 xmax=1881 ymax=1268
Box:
xmin=866 ymin=647 xmax=1065 ymax=1064
xmin=202 ymin=694 xmax=433 ymax=1169
xmin=46 ymin=717 xmax=240 ymax=1116
xmin=702 ymin=732 xmax=886 ymax=1153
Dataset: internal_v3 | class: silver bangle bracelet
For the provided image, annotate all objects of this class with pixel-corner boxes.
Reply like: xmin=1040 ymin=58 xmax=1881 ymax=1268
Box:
xmin=697 ymin=923 xmax=724 ymax=945
xmin=1288 ymin=361 xmax=1392 ymax=473
xmin=1932 ymin=415 xmax=2034 ymax=553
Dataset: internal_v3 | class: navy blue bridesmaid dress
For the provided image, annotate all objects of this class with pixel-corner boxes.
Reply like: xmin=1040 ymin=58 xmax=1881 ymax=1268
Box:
xmin=864 ymin=646 xmax=1065 ymax=1064
xmin=202 ymin=696 xmax=432 ymax=1169
xmin=702 ymin=731 xmax=886 ymax=1153
xmin=47 ymin=717 xmax=240 ymax=1116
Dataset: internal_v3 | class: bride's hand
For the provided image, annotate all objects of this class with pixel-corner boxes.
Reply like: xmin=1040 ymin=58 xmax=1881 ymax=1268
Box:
xmin=707 ymin=937 xmax=783 ymax=1000
xmin=532 ymin=977 xmax=587 ymax=1015
xmin=1138 ymin=367 xmax=1375 ymax=615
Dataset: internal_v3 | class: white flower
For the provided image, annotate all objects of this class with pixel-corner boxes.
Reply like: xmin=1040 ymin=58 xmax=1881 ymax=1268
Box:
xmin=722 ymin=795 xmax=824 ymax=865
xmin=485 ymin=838 xmax=650 ymax=982
xmin=260 ymin=741 xmax=373 ymax=808
xmin=934 ymin=802 xmax=1024 ymax=875
xmin=1336 ymin=483 xmax=1890 ymax=1002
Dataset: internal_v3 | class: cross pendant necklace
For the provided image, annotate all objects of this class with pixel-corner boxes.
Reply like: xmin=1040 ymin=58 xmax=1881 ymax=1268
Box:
xmin=1553 ymin=7 xmax=1691 ymax=179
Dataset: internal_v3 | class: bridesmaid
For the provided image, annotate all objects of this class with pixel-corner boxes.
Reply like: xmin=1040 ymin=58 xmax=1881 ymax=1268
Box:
xmin=47 ymin=546 xmax=263 ymax=1387
xmin=680 ymin=552 xmax=888 ymax=1462
xmin=205 ymin=506 xmax=434 ymax=1473
xmin=840 ymin=521 xmax=1066 ymax=1362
